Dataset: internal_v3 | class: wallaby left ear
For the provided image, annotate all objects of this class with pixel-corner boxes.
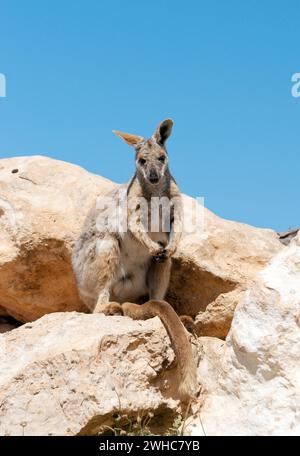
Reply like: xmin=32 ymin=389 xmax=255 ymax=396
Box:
xmin=153 ymin=119 xmax=173 ymax=145
xmin=113 ymin=130 xmax=144 ymax=147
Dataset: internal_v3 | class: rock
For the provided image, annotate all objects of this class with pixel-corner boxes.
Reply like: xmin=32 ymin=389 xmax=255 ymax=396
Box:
xmin=0 ymin=312 xmax=185 ymax=436
xmin=196 ymin=336 xmax=225 ymax=394
xmin=188 ymin=233 xmax=300 ymax=436
xmin=0 ymin=156 xmax=115 ymax=322
xmin=171 ymin=195 xmax=283 ymax=337
xmin=0 ymin=306 xmax=9 ymax=317
xmin=0 ymin=156 xmax=283 ymax=337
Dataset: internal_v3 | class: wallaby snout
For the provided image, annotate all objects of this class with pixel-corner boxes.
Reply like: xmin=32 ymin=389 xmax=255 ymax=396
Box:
xmin=149 ymin=170 xmax=159 ymax=184
xmin=148 ymin=167 xmax=161 ymax=184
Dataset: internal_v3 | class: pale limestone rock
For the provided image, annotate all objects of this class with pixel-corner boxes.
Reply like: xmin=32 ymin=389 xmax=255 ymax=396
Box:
xmin=188 ymin=234 xmax=300 ymax=436
xmin=0 ymin=312 xmax=182 ymax=436
xmin=0 ymin=156 xmax=115 ymax=322
xmin=0 ymin=195 xmax=296 ymax=436
xmin=171 ymin=195 xmax=283 ymax=337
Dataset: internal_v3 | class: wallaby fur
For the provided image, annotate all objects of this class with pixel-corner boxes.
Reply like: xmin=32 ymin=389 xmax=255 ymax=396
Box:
xmin=72 ymin=119 xmax=198 ymax=399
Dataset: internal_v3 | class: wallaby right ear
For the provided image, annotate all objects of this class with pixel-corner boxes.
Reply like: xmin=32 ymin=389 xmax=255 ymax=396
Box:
xmin=153 ymin=119 xmax=173 ymax=146
xmin=113 ymin=130 xmax=144 ymax=147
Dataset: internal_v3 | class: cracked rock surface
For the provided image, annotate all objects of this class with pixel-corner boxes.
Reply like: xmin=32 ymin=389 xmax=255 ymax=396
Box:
xmin=187 ymin=233 xmax=300 ymax=436
xmin=0 ymin=312 xmax=182 ymax=436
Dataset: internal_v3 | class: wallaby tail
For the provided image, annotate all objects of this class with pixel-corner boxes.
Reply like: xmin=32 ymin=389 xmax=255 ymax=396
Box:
xmin=122 ymin=300 xmax=198 ymax=400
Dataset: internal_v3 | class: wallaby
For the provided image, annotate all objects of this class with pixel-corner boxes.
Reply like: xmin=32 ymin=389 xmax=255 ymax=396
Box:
xmin=72 ymin=119 xmax=198 ymax=399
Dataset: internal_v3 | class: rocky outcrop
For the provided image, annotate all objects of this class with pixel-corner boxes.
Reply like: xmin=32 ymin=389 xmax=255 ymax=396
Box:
xmin=0 ymin=156 xmax=283 ymax=337
xmin=0 ymin=156 xmax=115 ymax=322
xmin=0 ymin=312 xmax=189 ymax=436
xmin=2 ymin=227 xmax=300 ymax=436
xmin=187 ymin=233 xmax=300 ymax=436
xmin=176 ymin=196 xmax=283 ymax=337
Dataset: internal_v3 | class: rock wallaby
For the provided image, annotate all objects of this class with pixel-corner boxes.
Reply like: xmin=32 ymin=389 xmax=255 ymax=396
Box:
xmin=72 ymin=119 xmax=198 ymax=399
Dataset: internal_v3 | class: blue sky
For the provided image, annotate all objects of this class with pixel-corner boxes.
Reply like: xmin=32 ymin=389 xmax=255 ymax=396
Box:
xmin=0 ymin=0 xmax=299 ymax=231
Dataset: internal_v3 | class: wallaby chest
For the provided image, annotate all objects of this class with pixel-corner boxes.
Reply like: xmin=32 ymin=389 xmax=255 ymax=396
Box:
xmin=111 ymin=230 xmax=168 ymax=303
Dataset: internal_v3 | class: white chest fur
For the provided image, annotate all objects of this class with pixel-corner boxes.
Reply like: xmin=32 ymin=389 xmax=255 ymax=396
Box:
xmin=111 ymin=230 xmax=168 ymax=303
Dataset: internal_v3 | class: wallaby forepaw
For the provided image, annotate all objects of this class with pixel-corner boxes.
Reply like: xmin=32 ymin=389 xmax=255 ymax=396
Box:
xmin=103 ymin=302 xmax=124 ymax=316
xmin=153 ymin=248 xmax=168 ymax=263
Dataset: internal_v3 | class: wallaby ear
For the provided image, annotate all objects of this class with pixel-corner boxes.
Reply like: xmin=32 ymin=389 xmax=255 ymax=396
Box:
xmin=112 ymin=130 xmax=144 ymax=147
xmin=153 ymin=119 xmax=173 ymax=145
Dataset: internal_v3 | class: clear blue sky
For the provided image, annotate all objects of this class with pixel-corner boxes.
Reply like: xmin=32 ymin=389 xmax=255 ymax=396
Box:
xmin=0 ymin=0 xmax=299 ymax=232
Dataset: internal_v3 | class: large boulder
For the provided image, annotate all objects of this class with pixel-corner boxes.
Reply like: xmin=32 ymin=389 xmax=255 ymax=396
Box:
xmin=188 ymin=233 xmax=300 ymax=436
xmin=0 ymin=312 xmax=185 ymax=436
xmin=172 ymin=197 xmax=283 ymax=337
xmin=0 ymin=156 xmax=115 ymax=322
xmin=0 ymin=156 xmax=283 ymax=337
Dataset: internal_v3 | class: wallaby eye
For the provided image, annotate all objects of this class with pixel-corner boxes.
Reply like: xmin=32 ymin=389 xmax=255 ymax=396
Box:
xmin=158 ymin=156 xmax=165 ymax=163
xmin=139 ymin=158 xmax=146 ymax=165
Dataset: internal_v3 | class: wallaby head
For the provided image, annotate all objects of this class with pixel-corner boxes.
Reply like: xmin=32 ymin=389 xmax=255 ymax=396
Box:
xmin=113 ymin=119 xmax=173 ymax=186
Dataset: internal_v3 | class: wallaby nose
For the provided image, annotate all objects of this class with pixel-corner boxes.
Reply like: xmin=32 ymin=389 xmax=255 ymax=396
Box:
xmin=149 ymin=170 xmax=159 ymax=184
